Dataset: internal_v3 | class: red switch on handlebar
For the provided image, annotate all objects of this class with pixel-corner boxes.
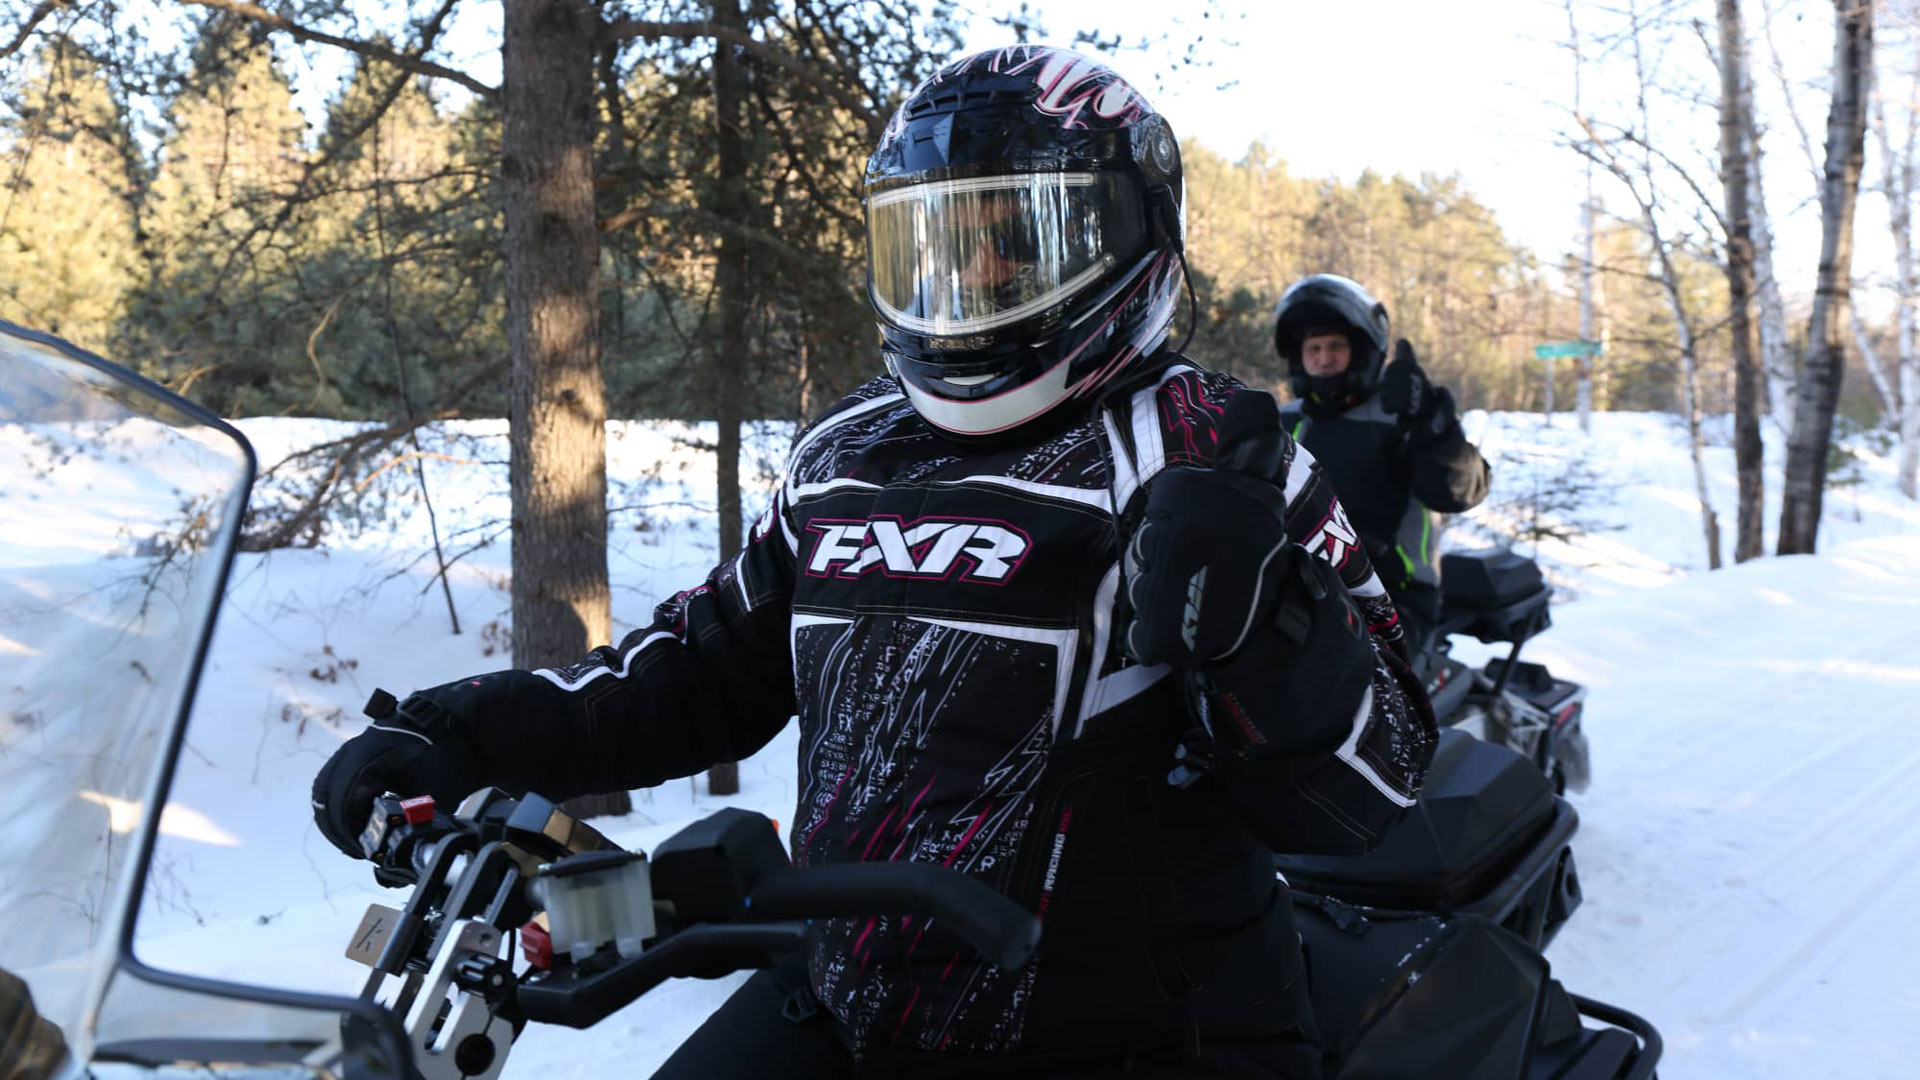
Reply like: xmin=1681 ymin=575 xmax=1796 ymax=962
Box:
xmin=521 ymin=920 xmax=553 ymax=970
xmin=400 ymin=795 xmax=436 ymax=825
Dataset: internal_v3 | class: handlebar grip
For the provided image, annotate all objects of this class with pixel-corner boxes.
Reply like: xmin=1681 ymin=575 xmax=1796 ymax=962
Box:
xmin=746 ymin=863 xmax=1041 ymax=971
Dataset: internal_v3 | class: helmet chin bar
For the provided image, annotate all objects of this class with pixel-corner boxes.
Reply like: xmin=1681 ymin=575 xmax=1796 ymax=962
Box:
xmin=896 ymin=352 xmax=1079 ymax=437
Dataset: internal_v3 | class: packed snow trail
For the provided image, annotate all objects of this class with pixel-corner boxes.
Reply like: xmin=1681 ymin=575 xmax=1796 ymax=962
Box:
xmin=1461 ymin=535 xmax=1920 ymax=1079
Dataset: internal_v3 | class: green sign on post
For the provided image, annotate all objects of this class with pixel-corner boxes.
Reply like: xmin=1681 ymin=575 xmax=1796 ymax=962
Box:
xmin=1534 ymin=340 xmax=1602 ymax=359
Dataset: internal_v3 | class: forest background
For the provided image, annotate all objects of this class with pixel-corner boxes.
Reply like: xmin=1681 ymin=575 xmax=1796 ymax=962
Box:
xmin=3 ymin=0 xmax=1915 ymax=727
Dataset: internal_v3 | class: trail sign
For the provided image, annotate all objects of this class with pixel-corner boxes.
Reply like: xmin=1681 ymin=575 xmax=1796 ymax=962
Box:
xmin=1534 ymin=340 xmax=1602 ymax=359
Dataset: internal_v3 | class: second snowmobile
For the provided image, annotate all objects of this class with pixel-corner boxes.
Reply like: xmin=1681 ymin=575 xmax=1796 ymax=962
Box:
xmin=1415 ymin=547 xmax=1593 ymax=796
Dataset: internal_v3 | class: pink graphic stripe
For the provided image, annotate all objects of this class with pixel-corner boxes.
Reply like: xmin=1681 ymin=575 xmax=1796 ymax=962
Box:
xmin=860 ymin=805 xmax=899 ymax=861
xmin=801 ymin=762 xmax=854 ymax=854
xmin=941 ymin=801 xmax=995 ymax=868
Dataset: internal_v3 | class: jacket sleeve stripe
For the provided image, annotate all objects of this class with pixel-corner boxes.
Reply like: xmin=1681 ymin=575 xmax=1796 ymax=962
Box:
xmin=1332 ymin=685 xmax=1418 ymax=808
xmin=1281 ymin=439 xmax=1316 ymax=505
xmin=791 ymin=477 xmax=883 ymax=500
xmin=734 ymin=551 xmax=754 ymax=613
xmin=532 ymin=630 xmax=679 ymax=692
xmin=1102 ymin=408 xmax=1142 ymax=513
xmin=1075 ymin=562 xmax=1173 ymax=733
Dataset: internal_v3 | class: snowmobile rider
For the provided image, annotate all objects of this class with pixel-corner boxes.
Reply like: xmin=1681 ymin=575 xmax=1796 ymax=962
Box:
xmin=1273 ymin=274 xmax=1491 ymax=651
xmin=311 ymin=47 xmax=1436 ymax=1080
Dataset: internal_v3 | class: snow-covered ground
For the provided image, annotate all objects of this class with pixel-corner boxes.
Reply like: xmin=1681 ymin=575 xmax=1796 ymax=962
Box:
xmin=19 ymin=410 xmax=1920 ymax=1077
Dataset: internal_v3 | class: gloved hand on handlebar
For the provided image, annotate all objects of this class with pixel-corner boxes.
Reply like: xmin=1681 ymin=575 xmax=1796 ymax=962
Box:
xmin=311 ymin=681 xmax=494 ymax=859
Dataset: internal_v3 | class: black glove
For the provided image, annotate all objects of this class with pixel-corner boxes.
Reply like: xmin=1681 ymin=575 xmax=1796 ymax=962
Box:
xmin=1195 ymin=546 xmax=1375 ymax=760
xmin=1378 ymin=339 xmax=1431 ymax=419
xmin=1124 ymin=391 xmax=1294 ymax=668
xmin=311 ymin=685 xmax=490 ymax=859
xmin=1381 ymin=338 xmax=1461 ymax=442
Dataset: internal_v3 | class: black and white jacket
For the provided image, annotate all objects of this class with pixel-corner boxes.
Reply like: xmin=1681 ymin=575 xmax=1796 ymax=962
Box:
xmin=469 ymin=360 xmax=1436 ymax=1067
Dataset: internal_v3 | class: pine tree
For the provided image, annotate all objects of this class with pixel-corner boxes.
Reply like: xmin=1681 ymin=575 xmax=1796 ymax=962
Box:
xmin=0 ymin=41 xmax=141 ymax=354
xmin=134 ymin=18 xmax=313 ymax=412
xmin=296 ymin=55 xmax=503 ymax=417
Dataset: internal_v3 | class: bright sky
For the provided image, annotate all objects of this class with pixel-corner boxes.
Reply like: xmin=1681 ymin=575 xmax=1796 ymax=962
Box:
xmin=952 ymin=0 xmax=1878 ymax=303
xmin=260 ymin=0 xmax=1888 ymax=310
xmin=963 ymin=0 xmax=1587 ymax=266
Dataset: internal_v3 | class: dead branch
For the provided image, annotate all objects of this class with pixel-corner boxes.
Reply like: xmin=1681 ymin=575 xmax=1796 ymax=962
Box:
xmin=599 ymin=16 xmax=877 ymax=130
xmin=1 ymin=0 xmax=65 ymax=61
xmin=175 ymin=0 xmax=495 ymax=96
xmin=601 ymin=199 xmax=851 ymax=277
xmin=352 ymin=450 xmax=484 ymax=493
xmin=171 ymin=0 xmax=476 ymax=340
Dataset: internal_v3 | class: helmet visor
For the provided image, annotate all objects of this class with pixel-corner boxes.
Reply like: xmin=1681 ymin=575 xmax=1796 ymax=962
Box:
xmin=867 ymin=172 xmax=1138 ymax=338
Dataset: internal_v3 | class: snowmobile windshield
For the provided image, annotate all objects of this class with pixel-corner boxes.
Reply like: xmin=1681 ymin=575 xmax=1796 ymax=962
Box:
xmin=0 ymin=322 xmax=256 ymax=1074
xmin=866 ymin=172 xmax=1139 ymax=339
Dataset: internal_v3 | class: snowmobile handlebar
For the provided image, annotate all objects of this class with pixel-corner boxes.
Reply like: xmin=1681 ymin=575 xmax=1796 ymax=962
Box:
xmin=747 ymin=862 xmax=1040 ymax=971
xmin=352 ymin=793 xmax=1042 ymax=1061
xmin=516 ymin=858 xmax=1041 ymax=1029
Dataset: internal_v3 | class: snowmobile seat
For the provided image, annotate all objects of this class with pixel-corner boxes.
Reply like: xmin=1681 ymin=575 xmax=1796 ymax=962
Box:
xmin=1296 ymin=902 xmax=1652 ymax=1080
xmin=1439 ymin=549 xmax=1552 ymax=644
xmin=1275 ymin=730 xmax=1581 ymax=950
xmin=1485 ymin=658 xmax=1583 ymax=716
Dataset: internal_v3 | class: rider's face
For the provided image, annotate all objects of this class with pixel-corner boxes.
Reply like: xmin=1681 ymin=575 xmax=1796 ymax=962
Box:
xmin=952 ymin=194 xmax=1025 ymax=291
xmin=1301 ymin=333 xmax=1352 ymax=377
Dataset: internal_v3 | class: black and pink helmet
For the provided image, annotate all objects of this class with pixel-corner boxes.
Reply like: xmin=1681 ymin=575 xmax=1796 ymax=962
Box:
xmin=863 ymin=46 xmax=1186 ymax=439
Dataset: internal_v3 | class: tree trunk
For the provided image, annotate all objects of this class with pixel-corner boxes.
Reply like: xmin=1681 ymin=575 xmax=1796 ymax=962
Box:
xmin=503 ymin=0 xmax=610 ymax=664
xmin=1656 ymin=250 xmax=1724 ymax=571
xmin=1751 ymin=140 xmax=1797 ymax=432
xmin=1849 ymin=309 xmax=1900 ymax=418
xmin=1718 ymin=0 xmax=1766 ymax=563
xmin=1904 ymin=339 xmax=1920 ymax=498
xmin=1755 ymin=0 xmax=1816 ymax=433
xmin=503 ymin=0 xmax=623 ymax=815
xmin=704 ymin=0 xmax=751 ymax=798
xmin=1871 ymin=70 xmax=1920 ymax=497
xmin=1780 ymin=0 xmax=1873 ymax=555
xmin=1682 ymin=342 xmax=1724 ymax=572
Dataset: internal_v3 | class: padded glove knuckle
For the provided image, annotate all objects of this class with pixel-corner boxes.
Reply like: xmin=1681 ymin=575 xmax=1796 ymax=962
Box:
xmin=309 ymin=684 xmax=491 ymax=859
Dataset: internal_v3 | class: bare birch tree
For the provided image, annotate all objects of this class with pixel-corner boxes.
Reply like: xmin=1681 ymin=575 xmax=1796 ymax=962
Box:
xmin=1749 ymin=119 xmax=1799 ymax=433
xmin=1759 ymin=0 xmax=1817 ymax=430
xmin=1578 ymin=0 xmax=1725 ymax=570
xmin=1569 ymin=0 xmax=1600 ymax=434
xmin=1780 ymin=0 xmax=1874 ymax=555
xmin=1869 ymin=7 xmax=1920 ymax=498
xmin=1763 ymin=0 xmax=1902 ymax=427
xmin=1718 ymin=0 xmax=1767 ymax=561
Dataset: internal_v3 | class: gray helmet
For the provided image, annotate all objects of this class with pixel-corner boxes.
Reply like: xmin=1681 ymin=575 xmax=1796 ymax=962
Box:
xmin=1273 ymin=274 xmax=1390 ymax=402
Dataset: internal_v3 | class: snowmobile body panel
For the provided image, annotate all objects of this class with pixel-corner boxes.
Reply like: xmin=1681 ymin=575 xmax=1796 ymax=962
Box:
xmin=1299 ymin=902 xmax=1657 ymax=1080
xmin=1275 ymin=730 xmax=1581 ymax=950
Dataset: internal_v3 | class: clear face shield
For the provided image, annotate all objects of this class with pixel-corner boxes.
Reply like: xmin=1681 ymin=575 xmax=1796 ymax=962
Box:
xmin=865 ymin=172 xmax=1142 ymax=341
